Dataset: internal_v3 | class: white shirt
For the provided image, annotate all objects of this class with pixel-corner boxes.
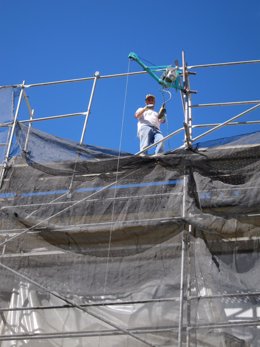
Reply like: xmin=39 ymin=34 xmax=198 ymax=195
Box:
xmin=135 ymin=107 xmax=160 ymax=134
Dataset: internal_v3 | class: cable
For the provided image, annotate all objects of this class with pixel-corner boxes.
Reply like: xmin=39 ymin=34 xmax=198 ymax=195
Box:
xmin=103 ymin=59 xmax=131 ymax=292
xmin=160 ymin=88 xmax=173 ymax=151
xmin=161 ymin=89 xmax=172 ymax=105
xmin=138 ymin=55 xmax=157 ymax=67
xmin=0 ymin=166 xmax=143 ymax=250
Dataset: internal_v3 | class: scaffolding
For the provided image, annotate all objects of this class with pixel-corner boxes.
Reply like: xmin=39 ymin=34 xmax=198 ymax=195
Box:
xmin=0 ymin=52 xmax=260 ymax=346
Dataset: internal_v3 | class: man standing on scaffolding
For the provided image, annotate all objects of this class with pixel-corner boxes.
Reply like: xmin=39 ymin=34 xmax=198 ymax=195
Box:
xmin=135 ymin=94 xmax=166 ymax=155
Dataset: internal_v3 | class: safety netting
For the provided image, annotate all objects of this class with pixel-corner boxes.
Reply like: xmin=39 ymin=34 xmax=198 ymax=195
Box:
xmin=0 ymin=122 xmax=259 ymax=346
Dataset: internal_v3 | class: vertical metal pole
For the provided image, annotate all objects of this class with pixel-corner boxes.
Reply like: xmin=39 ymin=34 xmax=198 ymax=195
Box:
xmin=186 ymin=74 xmax=193 ymax=144
xmin=178 ymin=229 xmax=186 ymax=347
xmin=186 ymin=225 xmax=192 ymax=347
xmin=182 ymin=51 xmax=194 ymax=347
xmin=0 ymin=82 xmax=25 ymax=188
xmin=179 ymin=51 xmax=194 ymax=347
xmin=67 ymin=72 xmax=99 ymax=193
xmin=182 ymin=51 xmax=192 ymax=148
xmin=23 ymin=90 xmax=35 ymax=152
xmin=178 ymin=170 xmax=189 ymax=347
xmin=24 ymin=108 xmax=34 ymax=152
xmin=182 ymin=51 xmax=189 ymax=148
xmin=187 ymin=95 xmax=192 ymax=142
xmin=185 ymin=54 xmax=193 ymax=345
xmin=79 ymin=71 xmax=100 ymax=145
xmin=177 ymin=52 xmax=188 ymax=347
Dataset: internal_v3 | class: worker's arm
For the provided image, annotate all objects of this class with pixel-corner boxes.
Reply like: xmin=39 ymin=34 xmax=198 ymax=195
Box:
xmin=134 ymin=106 xmax=148 ymax=119
xmin=158 ymin=104 xmax=167 ymax=123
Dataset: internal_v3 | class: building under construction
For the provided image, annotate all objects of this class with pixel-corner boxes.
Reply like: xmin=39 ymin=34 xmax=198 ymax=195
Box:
xmin=0 ymin=52 xmax=260 ymax=346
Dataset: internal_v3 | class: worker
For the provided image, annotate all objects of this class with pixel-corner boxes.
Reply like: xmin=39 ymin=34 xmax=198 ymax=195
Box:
xmin=134 ymin=94 xmax=166 ymax=155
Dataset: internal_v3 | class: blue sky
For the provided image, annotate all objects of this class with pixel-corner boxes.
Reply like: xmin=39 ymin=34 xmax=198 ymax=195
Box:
xmin=0 ymin=0 xmax=260 ymax=154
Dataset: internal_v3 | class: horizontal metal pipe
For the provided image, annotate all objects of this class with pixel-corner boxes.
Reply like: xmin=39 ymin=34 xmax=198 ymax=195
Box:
xmin=0 ymin=192 xmax=180 ymax=211
xmin=0 ymin=319 xmax=259 ymax=341
xmin=0 ymin=263 xmax=156 ymax=347
xmin=0 ymin=326 xmax=177 ymax=341
xmin=192 ymin=100 xmax=260 ymax=108
xmin=0 ymin=330 xmax=118 ymax=341
xmin=188 ymin=319 xmax=260 ymax=331
xmin=0 ymin=297 xmax=179 ymax=313
xmin=0 ymin=123 xmax=11 ymax=128
xmin=1 ymin=69 xmax=165 ymax=89
xmin=188 ymin=59 xmax=260 ymax=70
xmin=135 ymin=127 xmax=184 ymax=155
xmin=20 ymin=111 xmax=86 ymax=123
xmin=189 ymin=290 xmax=260 ymax=300
xmin=0 ymin=112 xmax=86 ymax=128
xmin=193 ymin=120 xmax=260 ymax=128
xmin=1 ymin=59 xmax=260 ymax=89
xmin=192 ymin=103 xmax=260 ymax=142
xmin=0 ymin=118 xmax=184 ymax=150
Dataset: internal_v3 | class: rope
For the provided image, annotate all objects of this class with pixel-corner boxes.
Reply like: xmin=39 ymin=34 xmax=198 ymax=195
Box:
xmin=103 ymin=59 xmax=131 ymax=292
xmin=0 ymin=68 xmax=154 ymax=346
xmin=0 ymin=166 xmax=143 ymax=249
xmin=138 ymin=54 xmax=157 ymax=67
xmin=0 ymin=61 xmax=139 ymax=252
xmin=160 ymin=88 xmax=173 ymax=151
xmin=161 ymin=89 xmax=172 ymax=105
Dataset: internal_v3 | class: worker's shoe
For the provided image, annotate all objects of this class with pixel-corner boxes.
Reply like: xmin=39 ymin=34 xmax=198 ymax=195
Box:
xmin=152 ymin=153 xmax=164 ymax=157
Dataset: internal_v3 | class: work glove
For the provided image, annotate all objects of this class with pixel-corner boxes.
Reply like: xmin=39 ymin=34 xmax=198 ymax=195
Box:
xmin=158 ymin=103 xmax=166 ymax=121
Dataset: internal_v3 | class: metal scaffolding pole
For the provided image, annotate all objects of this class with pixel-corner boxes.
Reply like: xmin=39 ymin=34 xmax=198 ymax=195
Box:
xmin=0 ymin=297 xmax=179 ymax=313
xmin=192 ymin=100 xmax=260 ymax=108
xmin=180 ymin=51 xmax=198 ymax=347
xmin=0 ymin=262 xmax=157 ymax=347
xmin=178 ymin=230 xmax=186 ymax=347
xmin=178 ymin=51 xmax=187 ymax=347
xmin=188 ymin=58 xmax=260 ymax=70
xmin=193 ymin=120 xmax=260 ymax=128
xmin=182 ymin=50 xmax=192 ymax=149
xmin=0 ymin=54 xmax=260 ymax=346
xmin=0 ymin=326 xmax=178 ymax=342
xmin=1 ymin=57 xmax=259 ymax=90
xmin=186 ymin=226 xmax=192 ymax=347
xmin=135 ymin=127 xmax=184 ymax=155
xmin=1 ymin=68 xmax=164 ymax=89
xmin=23 ymin=89 xmax=35 ymax=152
xmin=0 ymin=82 xmax=25 ymax=188
xmin=192 ymin=103 xmax=260 ymax=143
xmin=80 ymin=71 xmax=100 ymax=145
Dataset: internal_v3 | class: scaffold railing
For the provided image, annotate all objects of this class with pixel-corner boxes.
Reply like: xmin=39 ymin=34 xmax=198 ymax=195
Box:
xmin=0 ymin=52 xmax=260 ymax=347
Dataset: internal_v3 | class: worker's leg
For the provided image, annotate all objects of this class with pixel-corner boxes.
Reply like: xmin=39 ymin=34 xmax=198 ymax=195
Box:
xmin=138 ymin=126 xmax=153 ymax=154
xmin=154 ymin=130 xmax=164 ymax=154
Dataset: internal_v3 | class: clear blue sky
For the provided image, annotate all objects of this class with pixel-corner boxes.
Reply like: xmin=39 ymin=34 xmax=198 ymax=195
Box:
xmin=0 ymin=0 xmax=260 ymax=154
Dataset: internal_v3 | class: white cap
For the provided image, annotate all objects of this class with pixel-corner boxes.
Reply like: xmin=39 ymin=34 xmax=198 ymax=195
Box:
xmin=145 ymin=94 xmax=155 ymax=100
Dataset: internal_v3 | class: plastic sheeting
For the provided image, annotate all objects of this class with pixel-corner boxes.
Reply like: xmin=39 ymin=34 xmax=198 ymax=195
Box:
xmin=0 ymin=123 xmax=259 ymax=346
